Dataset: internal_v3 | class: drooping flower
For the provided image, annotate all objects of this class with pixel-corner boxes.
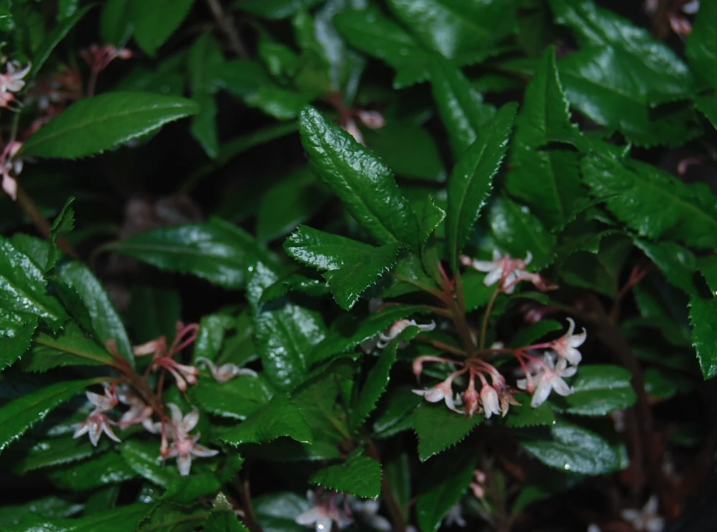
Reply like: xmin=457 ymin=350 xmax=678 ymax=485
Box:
xmin=133 ymin=322 xmax=200 ymax=391
xmin=378 ymin=319 xmax=435 ymax=348
xmin=73 ymin=387 xmax=121 ymax=446
xmin=549 ymin=318 xmax=586 ymax=366
xmin=195 ymin=356 xmax=257 ymax=383
xmin=295 ymin=490 xmax=353 ymax=532
xmin=479 ymin=379 xmax=501 ymax=419
xmin=1 ymin=140 xmax=23 ymax=200
xmin=462 ymin=376 xmax=481 ymax=418
xmin=517 ymin=354 xmax=576 ymax=408
xmin=117 ymin=389 xmax=154 ymax=431
xmin=620 ymin=495 xmax=665 ymax=532
xmin=470 ymin=469 xmax=487 ymax=500
xmin=413 ymin=371 xmax=464 ymax=413
xmin=161 ymin=403 xmax=218 ymax=476
xmin=80 ymin=44 xmax=132 ymax=73
xmin=0 ymin=61 xmax=31 ymax=94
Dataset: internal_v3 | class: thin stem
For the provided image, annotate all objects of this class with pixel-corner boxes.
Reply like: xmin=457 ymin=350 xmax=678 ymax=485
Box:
xmin=478 ymin=288 xmax=500 ymax=351
xmin=393 ymin=273 xmax=450 ymax=306
xmin=239 ymin=464 xmax=263 ymax=532
xmin=205 ymin=0 xmax=248 ymax=58
xmin=86 ymin=70 xmax=98 ymax=98
xmin=367 ymin=439 xmax=406 ymax=532
xmin=416 ymin=337 xmax=466 ymax=357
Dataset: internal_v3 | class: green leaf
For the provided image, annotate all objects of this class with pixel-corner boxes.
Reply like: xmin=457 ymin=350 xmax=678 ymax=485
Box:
xmin=129 ymin=284 xmax=181 ymax=344
xmin=49 ymin=451 xmax=137 ymax=490
xmin=253 ymin=493 xmax=311 ymax=532
xmin=0 ymin=497 xmax=83 ymax=527
xmin=418 ymin=196 xmax=446 ymax=244
xmin=161 ymin=474 xmax=222 ymax=505
xmin=507 ymin=47 xmax=585 ymax=228
xmin=21 ymin=93 xmax=199 ymax=159
xmin=131 ymin=0 xmax=195 ymax=56
xmin=385 ymin=0 xmax=515 ymax=59
xmin=582 ymin=155 xmax=717 ymax=249
xmin=446 ymin=104 xmax=517 ymax=265
xmin=696 ymin=95 xmax=717 ymax=130
xmin=550 ymin=0 xmax=696 ymax=146
xmin=30 ymin=5 xmax=94 ymax=78
xmin=509 ymin=320 xmax=563 ymax=349
xmin=0 ymin=378 xmax=93 ymax=453
xmin=634 ymin=240 xmax=697 ymax=296
xmin=247 ymin=262 xmax=327 ymax=390
xmin=519 ymin=420 xmax=622 ymax=475
xmin=699 ymin=255 xmax=717 ymax=294
xmin=256 ymin=167 xmax=331 ymax=242
xmin=46 ymin=197 xmax=75 ymax=272
xmin=105 ymin=219 xmax=272 ymax=290
xmin=416 ymin=446 xmax=478 ymax=532
xmin=299 ymin=106 xmax=420 ymax=247
xmin=191 ymin=375 xmax=271 ymax=420
xmin=413 ymin=403 xmax=482 ymax=461
xmin=0 ymin=236 xmax=67 ymax=326
xmin=504 ymin=393 xmax=555 ymax=428
xmin=310 ymin=449 xmax=382 ymax=498
xmin=488 ymin=197 xmax=555 ymax=269
xmin=25 ymin=322 xmax=114 ymax=372
xmin=14 ymin=436 xmax=103 ymax=473
xmin=235 ymin=0 xmax=323 ymax=19
xmin=120 ymin=440 xmax=177 ymax=488
xmin=364 ymin=122 xmax=446 ymax=182
xmin=285 ymin=226 xmax=402 ymax=310
xmin=310 ymin=304 xmax=427 ymax=364
xmin=5 ymin=504 xmax=148 ymax=532
xmin=57 ymin=261 xmax=133 ymax=366
xmin=205 ymin=495 xmax=250 ymax=532
xmin=373 ymin=386 xmax=423 ymax=438
xmin=138 ymin=502 xmax=208 ymax=532
xmin=351 ymin=328 xmax=417 ymax=432
xmin=689 ymin=295 xmax=717 ymax=379
xmin=549 ymin=365 xmax=637 ymax=416
xmin=222 ymin=393 xmax=313 ymax=446
xmin=429 ymin=56 xmax=497 ymax=157
xmin=334 ymin=9 xmax=432 ymax=88
xmin=189 ymin=33 xmax=225 ymax=159
xmin=0 ymin=310 xmax=37 ymax=370
xmin=101 ymin=0 xmax=133 ymax=46
xmin=559 ymin=234 xmax=632 ymax=298
xmin=686 ymin=0 xmax=717 ymax=90
xmin=461 ymin=272 xmax=496 ymax=311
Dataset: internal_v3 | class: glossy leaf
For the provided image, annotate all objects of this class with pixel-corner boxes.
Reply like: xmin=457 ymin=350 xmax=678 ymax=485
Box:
xmin=0 ymin=497 xmax=83 ymax=527
xmin=120 ymin=440 xmax=177 ymax=488
xmin=106 ymin=219 xmax=273 ymax=290
xmin=582 ymin=155 xmax=717 ymax=249
xmin=446 ymin=104 xmax=517 ymax=266
xmin=488 ymin=197 xmax=555 ymax=270
xmin=189 ymin=33 xmax=225 ymax=159
xmin=161 ymin=474 xmax=222 ymax=505
xmin=520 ymin=420 xmax=622 ymax=475
xmin=549 ymin=365 xmax=637 ymax=416
xmin=57 ymin=261 xmax=133 ymax=364
xmin=25 ymin=322 xmax=115 ymax=372
xmin=46 ymin=198 xmax=75 ymax=272
xmin=22 ymin=93 xmax=198 ymax=159
xmin=560 ymin=234 xmax=632 ymax=298
xmin=205 ymin=495 xmax=250 ymax=532
xmin=5 ymin=504 xmax=148 ymax=532
xmin=429 ymin=56 xmax=497 ymax=157
xmin=235 ymin=0 xmax=323 ymax=19
xmin=418 ymin=196 xmax=446 ymax=244
xmin=509 ymin=320 xmax=563 ymax=349
xmin=386 ymin=0 xmax=515 ymax=59
xmin=299 ymin=106 xmax=420 ymax=248
xmin=507 ymin=47 xmax=585 ymax=228
xmin=310 ymin=449 xmax=382 ymax=498
xmin=222 ymin=393 xmax=313 ymax=446
xmin=253 ymin=492 xmax=311 ymax=532
xmin=686 ymin=0 xmax=717 ymax=90
xmin=310 ymin=304 xmax=428 ymax=364
xmin=131 ymin=0 xmax=196 ymax=57
xmin=0 ymin=236 xmax=67 ymax=326
xmin=247 ymin=262 xmax=327 ymax=390
xmin=190 ymin=375 xmax=272 ymax=420
xmin=413 ymin=403 xmax=482 ymax=461
xmin=689 ymin=295 xmax=717 ymax=379
xmin=634 ymin=240 xmax=697 ymax=296
xmin=373 ymin=387 xmax=424 ymax=438
xmin=0 ymin=310 xmax=37 ymax=370
xmin=100 ymin=0 xmax=133 ymax=45
xmin=285 ymin=225 xmax=402 ymax=310
xmin=30 ymin=5 xmax=94 ymax=78
xmin=15 ymin=436 xmax=103 ymax=474
xmin=504 ymin=394 xmax=556 ymax=428
xmin=696 ymin=95 xmax=717 ymax=130
xmin=416 ymin=446 xmax=478 ymax=532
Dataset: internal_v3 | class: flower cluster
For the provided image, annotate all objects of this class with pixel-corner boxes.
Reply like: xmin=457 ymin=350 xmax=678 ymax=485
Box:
xmin=377 ymin=318 xmax=435 ymax=348
xmin=0 ymin=60 xmax=31 ymax=110
xmin=158 ymin=404 xmax=218 ymax=476
xmin=133 ymin=322 xmax=201 ymax=391
xmin=295 ymin=490 xmax=394 ymax=532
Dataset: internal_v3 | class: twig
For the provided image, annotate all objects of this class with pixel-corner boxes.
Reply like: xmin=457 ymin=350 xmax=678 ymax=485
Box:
xmin=650 ymin=0 xmax=672 ymax=39
xmin=239 ymin=464 xmax=263 ymax=532
xmin=205 ymin=0 xmax=248 ymax=58
xmin=367 ymin=439 xmax=407 ymax=532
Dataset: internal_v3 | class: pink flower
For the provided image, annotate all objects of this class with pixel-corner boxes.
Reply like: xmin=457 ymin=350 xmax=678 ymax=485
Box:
xmin=517 ymin=354 xmax=576 ymax=408
xmin=378 ymin=319 xmax=435 ymax=348
xmin=73 ymin=387 xmax=121 ymax=446
xmin=0 ymin=61 xmax=31 ymax=93
xmin=413 ymin=372 xmax=463 ymax=413
xmin=356 ymin=110 xmax=385 ymax=129
xmin=295 ymin=491 xmax=353 ymax=532
xmin=470 ymin=470 xmax=487 ymax=500
xmin=462 ymin=376 xmax=481 ymax=418
xmin=80 ymin=44 xmax=132 ymax=73
xmin=1 ymin=141 xmax=23 ymax=201
xmin=117 ymin=389 xmax=153 ymax=431
xmin=549 ymin=318 xmax=586 ymax=366
xmin=195 ymin=356 xmax=257 ymax=383
xmin=461 ymin=251 xmax=532 ymax=294
xmin=162 ymin=404 xmax=218 ymax=476
xmin=342 ymin=118 xmax=364 ymax=145
xmin=133 ymin=323 xmax=200 ymax=391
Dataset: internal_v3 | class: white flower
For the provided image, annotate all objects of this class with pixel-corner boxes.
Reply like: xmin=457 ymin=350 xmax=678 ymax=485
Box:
xmin=162 ymin=404 xmax=218 ymax=476
xmin=343 ymin=118 xmax=364 ymax=145
xmin=621 ymin=495 xmax=664 ymax=532
xmin=549 ymin=318 xmax=586 ymax=366
xmin=117 ymin=389 xmax=154 ymax=431
xmin=378 ymin=319 xmax=435 ymax=348
xmin=356 ymin=110 xmax=385 ymax=129
xmin=295 ymin=491 xmax=353 ymax=532
xmin=413 ymin=373 xmax=463 ymax=413
xmin=444 ymin=504 xmax=466 ymax=527
xmin=351 ymin=499 xmax=391 ymax=531
xmin=682 ymin=0 xmax=699 ymax=14
xmin=480 ymin=382 xmax=501 ymax=419
xmin=86 ymin=387 xmax=118 ymax=412
xmin=517 ymin=354 xmax=576 ymax=408
xmin=460 ymin=251 xmax=532 ymax=294
xmin=0 ymin=141 xmax=23 ymax=200
xmin=195 ymin=356 xmax=257 ymax=383
xmin=0 ymin=61 xmax=31 ymax=93
xmin=73 ymin=411 xmax=121 ymax=446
